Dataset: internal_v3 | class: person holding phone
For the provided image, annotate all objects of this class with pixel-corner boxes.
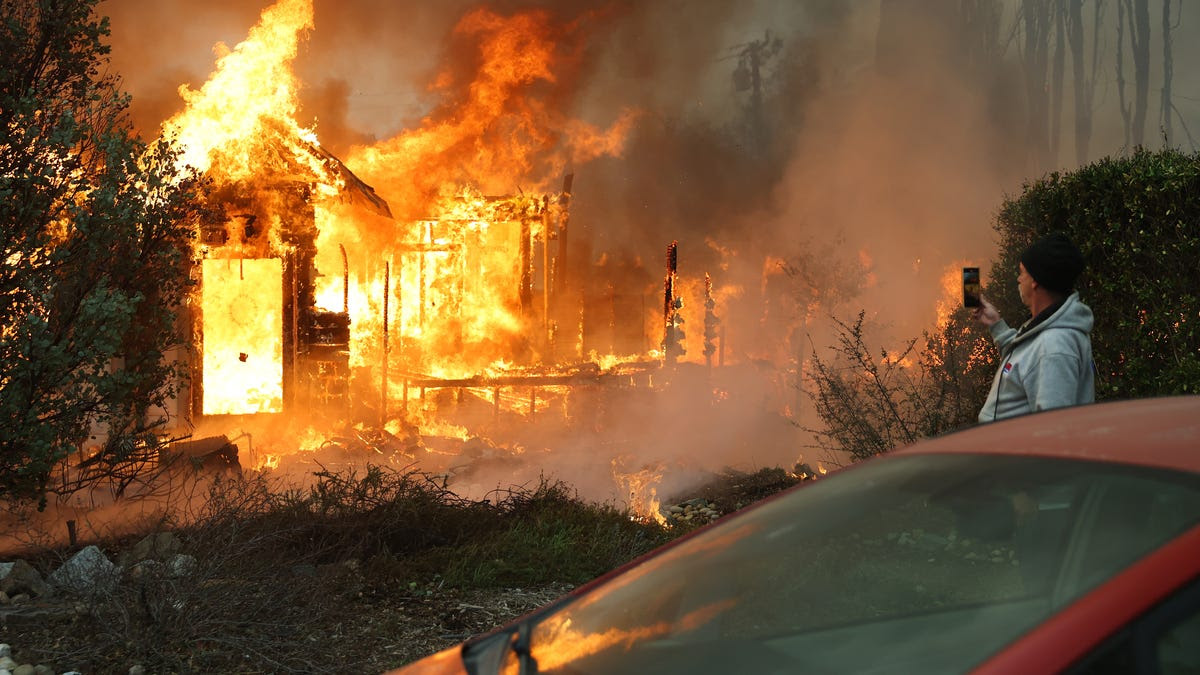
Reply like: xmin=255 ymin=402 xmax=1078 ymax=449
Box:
xmin=973 ymin=232 xmax=1095 ymax=422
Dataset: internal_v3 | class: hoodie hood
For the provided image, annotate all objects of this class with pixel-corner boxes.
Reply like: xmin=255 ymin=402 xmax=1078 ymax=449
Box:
xmin=1011 ymin=292 xmax=1093 ymax=349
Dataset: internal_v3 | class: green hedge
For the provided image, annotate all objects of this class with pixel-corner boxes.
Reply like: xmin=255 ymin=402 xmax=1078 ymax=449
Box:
xmin=987 ymin=148 xmax=1200 ymax=399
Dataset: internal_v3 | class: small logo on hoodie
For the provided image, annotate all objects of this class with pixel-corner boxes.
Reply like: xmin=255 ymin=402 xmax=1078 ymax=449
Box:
xmin=1003 ymin=362 xmax=1014 ymax=374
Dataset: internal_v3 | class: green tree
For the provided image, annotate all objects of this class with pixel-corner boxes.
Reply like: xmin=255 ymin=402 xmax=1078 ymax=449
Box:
xmin=986 ymin=147 xmax=1200 ymax=399
xmin=0 ymin=0 xmax=202 ymax=503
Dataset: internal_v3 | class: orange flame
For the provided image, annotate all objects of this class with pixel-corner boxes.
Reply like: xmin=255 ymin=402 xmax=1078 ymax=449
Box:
xmin=345 ymin=8 xmax=637 ymax=218
xmin=611 ymin=458 xmax=667 ymax=525
xmin=936 ymin=261 xmax=973 ymax=328
xmin=163 ymin=0 xmax=328 ymax=188
xmin=161 ymin=0 xmax=643 ymax=429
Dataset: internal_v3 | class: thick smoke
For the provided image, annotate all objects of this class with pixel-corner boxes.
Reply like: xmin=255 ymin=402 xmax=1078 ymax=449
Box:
xmin=97 ymin=0 xmax=1199 ymax=508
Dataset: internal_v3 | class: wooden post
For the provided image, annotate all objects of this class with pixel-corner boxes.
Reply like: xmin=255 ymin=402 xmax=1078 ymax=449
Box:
xmin=419 ymin=222 xmax=429 ymax=330
xmin=290 ymin=252 xmax=299 ymax=409
xmin=719 ymin=322 xmax=726 ymax=368
xmin=663 ymin=241 xmax=679 ymax=365
xmin=520 ymin=220 xmax=533 ymax=319
xmin=542 ymin=204 xmax=551 ymax=340
xmin=340 ymin=244 xmax=349 ymax=314
xmin=381 ymin=261 xmax=389 ymax=427
xmin=556 ymin=174 xmax=573 ymax=296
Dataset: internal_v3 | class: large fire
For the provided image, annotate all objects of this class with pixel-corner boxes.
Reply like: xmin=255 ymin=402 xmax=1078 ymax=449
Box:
xmin=161 ymin=0 xmax=644 ymax=423
xmin=151 ymin=0 xmax=811 ymax=523
xmin=150 ymin=0 xmax=689 ymax=524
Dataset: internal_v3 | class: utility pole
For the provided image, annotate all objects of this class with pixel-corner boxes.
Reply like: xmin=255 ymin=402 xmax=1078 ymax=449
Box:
xmin=728 ymin=32 xmax=782 ymax=154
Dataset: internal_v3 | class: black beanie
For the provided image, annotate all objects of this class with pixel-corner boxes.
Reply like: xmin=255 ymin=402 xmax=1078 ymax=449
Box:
xmin=1020 ymin=232 xmax=1085 ymax=294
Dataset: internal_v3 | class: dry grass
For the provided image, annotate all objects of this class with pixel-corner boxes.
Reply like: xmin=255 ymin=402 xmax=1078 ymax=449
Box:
xmin=1 ymin=465 xmax=693 ymax=673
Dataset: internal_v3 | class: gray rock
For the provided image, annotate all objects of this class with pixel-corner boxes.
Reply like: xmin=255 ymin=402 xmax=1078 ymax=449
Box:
xmin=118 ymin=532 xmax=182 ymax=568
xmin=0 ymin=656 xmax=17 ymax=670
xmin=129 ymin=665 xmax=147 ymax=675
xmin=128 ymin=559 xmax=164 ymax=581
xmin=166 ymin=554 xmax=197 ymax=578
xmin=0 ymin=646 xmax=9 ymax=658
xmin=916 ymin=533 xmax=949 ymax=551
xmin=49 ymin=545 xmax=117 ymax=596
xmin=13 ymin=664 xmax=37 ymax=675
xmin=0 ymin=560 xmax=49 ymax=598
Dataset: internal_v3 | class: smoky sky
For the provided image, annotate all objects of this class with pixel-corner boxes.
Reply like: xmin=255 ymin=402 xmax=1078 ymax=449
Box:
xmin=101 ymin=0 xmax=1200 ymax=354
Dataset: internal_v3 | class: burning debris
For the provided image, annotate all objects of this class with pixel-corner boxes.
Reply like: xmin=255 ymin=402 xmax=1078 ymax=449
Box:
xmin=161 ymin=435 xmax=242 ymax=476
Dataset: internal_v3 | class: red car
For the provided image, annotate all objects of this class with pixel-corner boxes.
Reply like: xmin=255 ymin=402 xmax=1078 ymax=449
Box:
xmin=390 ymin=397 xmax=1200 ymax=674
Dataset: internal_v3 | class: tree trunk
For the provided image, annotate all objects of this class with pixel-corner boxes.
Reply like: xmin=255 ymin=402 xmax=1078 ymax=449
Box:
xmin=1050 ymin=0 xmax=1067 ymax=166
xmin=1067 ymin=0 xmax=1091 ymax=165
xmin=1022 ymin=0 xmax=1054 ymax=171
xmin=1116 ymin=0 xmax=1132 ymax=147
xmin=1160 ymin=0 xmax=1174 ymax=146
xmin=1130 ymin=0 xmax=1151 ymax=146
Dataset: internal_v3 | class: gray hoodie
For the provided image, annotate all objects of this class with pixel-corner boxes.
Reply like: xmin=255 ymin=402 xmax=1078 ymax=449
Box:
xmin=978 ymin=291 xmax=1095 ymax=423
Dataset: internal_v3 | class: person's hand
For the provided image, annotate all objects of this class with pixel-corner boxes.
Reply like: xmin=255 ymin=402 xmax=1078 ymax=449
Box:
xmin=973 ymin=295 xmax=1001 ymax=328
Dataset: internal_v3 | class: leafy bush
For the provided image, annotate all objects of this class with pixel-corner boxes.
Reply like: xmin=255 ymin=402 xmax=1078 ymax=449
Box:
xmin=1 ymin=0 xmax=204 ymax=503
xmin=988 ymin=147 xmax=1200 ymax=398
xmin=806 ymin=148 xmax=1200 ymax=461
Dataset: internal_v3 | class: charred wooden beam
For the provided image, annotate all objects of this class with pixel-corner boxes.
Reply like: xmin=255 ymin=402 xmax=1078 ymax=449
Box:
xmin=663 ymin=241 xmax=683 ymax=365
xmin=555 ymin=173 xmax=573 ymax=295
xmin=382 ymin=261 xmax=390 ymax=427
xmin=402 ymin=365 xmax=659 ymax=389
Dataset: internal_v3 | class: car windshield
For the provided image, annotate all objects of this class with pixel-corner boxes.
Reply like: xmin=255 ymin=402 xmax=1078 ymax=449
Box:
xmin=475 ymin=453 xmax=1200 ymax=675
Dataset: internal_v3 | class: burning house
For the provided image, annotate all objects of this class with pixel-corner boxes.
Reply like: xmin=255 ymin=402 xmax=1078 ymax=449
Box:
xmin=190 ymin=141 xmax=391 ymax=421
xmin=136 ymin=0 xmax=816 ymax=519
xmin=185 ymin=138 xmax=602 ymax=430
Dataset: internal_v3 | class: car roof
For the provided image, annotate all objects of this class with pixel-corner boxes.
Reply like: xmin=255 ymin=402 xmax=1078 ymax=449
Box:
xmin=895 ymin=396 xmax=1200 ymax=474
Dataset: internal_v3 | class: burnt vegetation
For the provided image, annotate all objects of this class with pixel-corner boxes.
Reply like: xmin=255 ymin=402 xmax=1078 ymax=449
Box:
xmin=0 ymin=465 xmax=808 ymax=672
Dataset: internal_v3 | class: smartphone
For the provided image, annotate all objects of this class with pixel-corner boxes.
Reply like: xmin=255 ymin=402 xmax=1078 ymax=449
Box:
xmin=963 ymin=267 xmax=981 ymax=308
